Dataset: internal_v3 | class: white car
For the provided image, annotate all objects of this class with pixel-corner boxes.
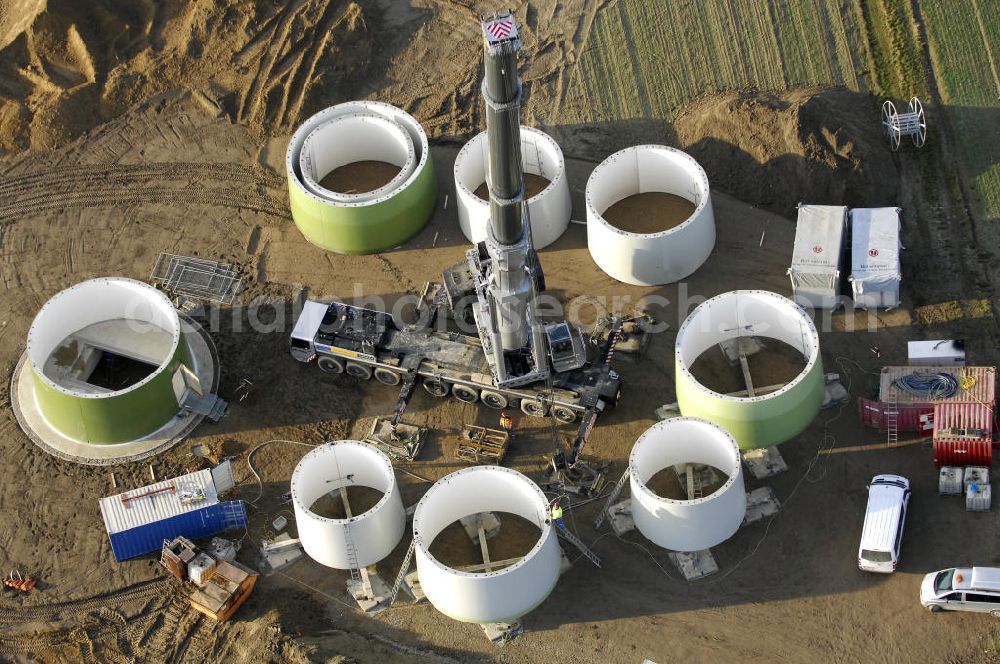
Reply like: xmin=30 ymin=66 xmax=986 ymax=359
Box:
xmin=920 ymin=567 xmax=1000 ymax=615
xmin=857 ymin=474 xmax=910 ymax=573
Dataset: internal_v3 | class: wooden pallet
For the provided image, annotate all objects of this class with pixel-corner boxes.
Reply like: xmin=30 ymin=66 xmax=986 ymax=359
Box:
xmin=456 ymin=425 xmax=509 ymax=464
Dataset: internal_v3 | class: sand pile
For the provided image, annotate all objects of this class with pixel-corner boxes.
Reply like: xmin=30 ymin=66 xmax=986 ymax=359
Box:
xmin=675 ymin=87 xmax=899 ymax=214
xmin=0 ymin=0 xmax=45 ymax=50
xmin=0 ymin=0 xmax=369 ymax=152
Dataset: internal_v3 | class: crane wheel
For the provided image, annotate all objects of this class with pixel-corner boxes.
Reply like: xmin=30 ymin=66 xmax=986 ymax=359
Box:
xmin=317 ymin=357 xmax=345 ymax=374
xmin=552 ymin=406 xmax=577 ymax=423
xmin=422 ymin=379 xmax=450 ymax=397
xmin=520 ymin=399 xmax=547 ymax=417
xmin=453 ymin=385 xmax=479 ymax=403
xmin=481 ymin=391 xmax=508 ymax=409
xmin=374 ymin=368 xmax=401 ymax=385
xmin=345 ymin=362 xmax=373 ymax=380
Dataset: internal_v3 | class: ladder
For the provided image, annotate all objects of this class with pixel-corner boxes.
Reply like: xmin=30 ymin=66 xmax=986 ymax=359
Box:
xmin=343 ymin=523 xmax=361 ymax=585
xmin=686 ymin=464 xmax=704 ymax=500
xmin=593 ymin=470 xmax=629 ymax=529
xmin=556 ymin=523 xmax=601 ymax=568
xmin=886 ymin=389 xmax=899 ymax=447
xmin=387 ymin=539 xmax=416 ymax=605
xmin=737 ymin=340 xmax=756 ymax=398
xmin=339 ymin=487 xmax=362 ymax=585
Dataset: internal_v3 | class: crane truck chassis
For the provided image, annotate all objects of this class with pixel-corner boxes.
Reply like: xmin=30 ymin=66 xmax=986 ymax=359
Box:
xmin=289 ymin=286 xmax=623 ymax=449
xmin=288 ymin=11 xmax=623 ymax=483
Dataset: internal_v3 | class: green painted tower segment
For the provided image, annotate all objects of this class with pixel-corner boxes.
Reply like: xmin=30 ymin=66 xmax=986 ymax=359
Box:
xmin=29 ymin=339 xmax=190 ymax=445
xmin=287 ymin=152 xmax=436 ymax=255
xmin=674 ymin=290 xmax=825 ymax=451
xmin=286 ymin=101 xmax=437 ymax=255
xmin=675 ymin=356 xmax=825 ymax=450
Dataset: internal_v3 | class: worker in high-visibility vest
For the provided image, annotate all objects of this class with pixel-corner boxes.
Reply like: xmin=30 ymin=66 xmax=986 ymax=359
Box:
xmin=499 ymin=409 xmax=513 ymax=436
xmin=550 ymin=500 xmax=564 ymax=528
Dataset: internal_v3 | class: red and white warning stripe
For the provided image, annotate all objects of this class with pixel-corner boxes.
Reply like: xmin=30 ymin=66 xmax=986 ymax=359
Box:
xmin=485 ymin=18 xmax=514 ymax=39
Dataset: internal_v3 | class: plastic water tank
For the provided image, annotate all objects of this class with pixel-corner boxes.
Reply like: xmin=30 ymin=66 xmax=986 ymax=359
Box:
xmin=938 ymin=466 xmax=963 ymax=495
xmin=966 ymin=483 xmax=992 ymax=512
xmin=188 ymin=553 xmax=217 ymax=586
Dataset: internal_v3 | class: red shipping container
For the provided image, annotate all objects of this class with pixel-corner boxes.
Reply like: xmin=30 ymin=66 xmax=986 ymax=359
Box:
xmin=934 ymin=402 xmax=993 ymax=436
xmin=932 ymin=402 xmax=994 ymax=467
xmin=933 ymin=437 xmax=992 ymax=467
xmin=857 ymin=397 xmax=933 ymax=432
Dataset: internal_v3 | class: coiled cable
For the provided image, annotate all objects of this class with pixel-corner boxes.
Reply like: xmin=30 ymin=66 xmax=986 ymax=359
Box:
xmin=892 ymin=372 xmax=959 ymax=400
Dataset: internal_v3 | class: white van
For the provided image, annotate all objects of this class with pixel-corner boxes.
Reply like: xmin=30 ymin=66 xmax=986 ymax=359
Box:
xmin=920 ymin=567 xmax=1000 ymax=615
xmin=857 ymin=474 xmax=910 ymax=573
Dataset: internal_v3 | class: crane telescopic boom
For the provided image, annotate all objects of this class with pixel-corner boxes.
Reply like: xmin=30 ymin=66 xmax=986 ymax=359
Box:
xmin=482 ymin=15 xmax=526 ymax=246
xmin=448 ymin=10 xmax=572 ymax=387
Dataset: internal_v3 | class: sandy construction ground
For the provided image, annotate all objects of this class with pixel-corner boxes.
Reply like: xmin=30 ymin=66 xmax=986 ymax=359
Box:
xmin=1 ymin=2 xmax=999 ymax=663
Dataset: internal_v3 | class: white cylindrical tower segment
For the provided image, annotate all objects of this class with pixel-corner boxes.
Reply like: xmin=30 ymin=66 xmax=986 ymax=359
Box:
xmin=586 ymin=145 xmax=715 ymax=285
xmin=290 ymin=441 xmax=406 ymax=569
xmin=299 ymin=112 xmax=417 ymax=203
xmin=629 ymin=417 xmax=746 ymax=552
xmin=412 ymin=466 xmax=560 ymax=624
xmin=454 ymin=126 xmax=571 ymax=249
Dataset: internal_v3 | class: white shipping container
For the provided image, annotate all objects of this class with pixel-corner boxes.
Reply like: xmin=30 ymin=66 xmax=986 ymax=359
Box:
xmin=908 ymin=340 xmax=966 ymax=367
xmin=99 ymin=469 xmax=219 ymax=536
xmin=850 ymin=207 xmax=901 ymax=309
xmin=787 ymin=204 xmax=848 ymax=309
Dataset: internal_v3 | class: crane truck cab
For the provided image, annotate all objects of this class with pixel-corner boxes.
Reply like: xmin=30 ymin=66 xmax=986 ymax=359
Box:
xmin=289 ymin=300 xmax=328 ymax=362
xmin=290 ymin=301 xmax=395 ymax=367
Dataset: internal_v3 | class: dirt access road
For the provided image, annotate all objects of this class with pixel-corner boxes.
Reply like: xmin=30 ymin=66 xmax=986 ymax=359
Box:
xmin=0 ymin=1 xmax=998 ymax=663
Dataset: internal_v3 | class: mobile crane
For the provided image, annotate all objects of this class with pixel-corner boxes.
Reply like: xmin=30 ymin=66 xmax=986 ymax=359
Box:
xmin=289 ymin=11 xmax=622 ymax=486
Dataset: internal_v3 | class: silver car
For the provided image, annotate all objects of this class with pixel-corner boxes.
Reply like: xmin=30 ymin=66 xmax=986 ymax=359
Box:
xmin=920 ymin=567 xmax=1000 ymax=616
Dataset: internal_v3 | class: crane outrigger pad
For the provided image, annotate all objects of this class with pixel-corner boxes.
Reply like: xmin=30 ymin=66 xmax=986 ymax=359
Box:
xmin=365 ymin=417 xmax=426 ymax=461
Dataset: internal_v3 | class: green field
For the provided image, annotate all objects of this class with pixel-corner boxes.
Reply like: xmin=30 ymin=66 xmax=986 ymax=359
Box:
xmin=566 ymin=0 xmax=999 ymax=220
xmin=918 ymin=0 xmax=1000 ymax=220
xmin=565 ymin=0 xmax=869 ymax=121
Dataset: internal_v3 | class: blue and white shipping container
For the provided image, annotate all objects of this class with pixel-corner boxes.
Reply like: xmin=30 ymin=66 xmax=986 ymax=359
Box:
xmin=99 ymin=467 xmax=247 ymax=562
